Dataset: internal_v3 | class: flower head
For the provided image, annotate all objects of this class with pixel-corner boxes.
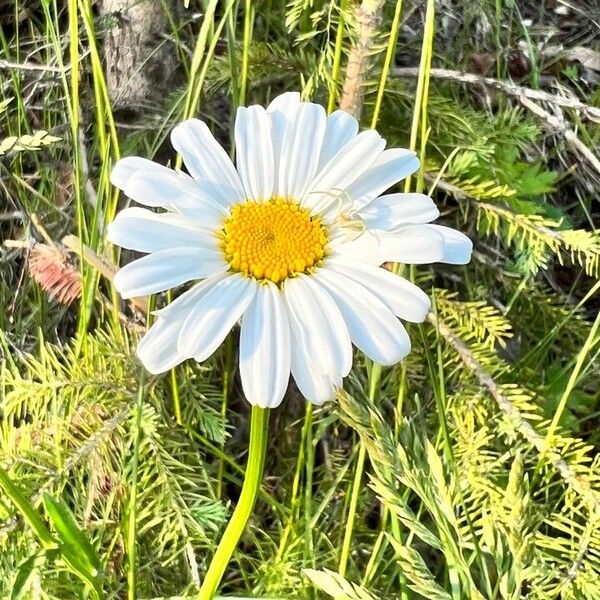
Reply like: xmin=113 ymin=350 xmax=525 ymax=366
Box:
xmin=108 ymin=92 xmax=472 ymax=407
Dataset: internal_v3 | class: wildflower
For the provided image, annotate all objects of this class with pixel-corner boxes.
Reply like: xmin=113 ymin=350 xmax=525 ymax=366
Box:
xmin=108 ymin=92 xmax=472 ymax=407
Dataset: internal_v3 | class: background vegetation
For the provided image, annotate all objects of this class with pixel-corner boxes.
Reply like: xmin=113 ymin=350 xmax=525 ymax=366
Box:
xmin=1 ymin=0 xmax=599 ymax=598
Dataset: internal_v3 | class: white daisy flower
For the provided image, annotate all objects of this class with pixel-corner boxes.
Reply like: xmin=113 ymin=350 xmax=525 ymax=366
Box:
xmin=108 ymin=92 xmax=472 ymax=408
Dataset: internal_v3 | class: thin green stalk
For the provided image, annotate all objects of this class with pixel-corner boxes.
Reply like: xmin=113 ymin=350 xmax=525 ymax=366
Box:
xmin=126 ymin=296 xmax=155 ymax=600
xmin=216 ymin=334 xmax=234 ymax=498
xmin=327 ymin=0 xmax=348 ymax=113
xmin=339 ymin=363 xmax=381 ymax=576
xmin=226 ymin=2 xmax=241 ymax=112
xmin=362 ymin=528 xmax=389 ymax=584
xmin=403 ymin=0 xmax=434 ymax=192
xmin=536 ymin=306 xmax=600 ymax=470
xmin=303 ymin=403 xmax=315 ymax=564
xmin=338 ymin=444 xmax=366 ymax=577
xmin=239 ymin=0 xmax=253 ymax=106
xmin=182 ymin=0 xmax=218 ymax=120
xmin=65 ymin=0 xmax=88 ymax=354
xmin=275 ymin=407 xmax=309 ymax=562
xmin=126 ymin=368 xmax=147 ymax=600
xmin=169 ymin=367 xmax=182 ymax=424
xmin=78 ymin=0 xmax=123 ymax=341
xmin=198 ymin=406 xmax=270 ymax=600
xmin=370 ymin=0 xmax=404 ymax=128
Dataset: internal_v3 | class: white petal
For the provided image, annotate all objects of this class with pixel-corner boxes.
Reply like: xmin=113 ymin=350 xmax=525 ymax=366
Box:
xmin=291 ymin=347 xmax=340 ymax=406
xmin=283 ymin=274 xmax=351 ymax=376
xmin=277 ymin=102 xmax=326 ymax=199
xmin=235 ymin=105 xmax=275 ymax=201
xmin=304 ymin=130 xmax=385 ymax=214
xmin=267 ymin=91 xmax=301 ymax=112
xmin=138 ymin=274 xmax=229 ymax=373
xmin=327 ymin=260 xmax=431 ymax=322
xmin=346 ymin=149 xmax=420 ymax=208
xmin=178 ymin=274 xmax=257 ymax=361
xmin=107 ymin=207 xmax=218 ymax=253
xmin=153 ymin=274 xmax=227 ymax=318
xmin=358 ymin=193 xmax=440 ymax=230
xmin=369 ymin=225 xmax=446 ymax=264
xmin=137 ymin=316 xmax=188 ymax=374
xmin=425 ymin=225 xmax=473 ymax=265
xmin=268 ymin=92 xmax=301 ymax=192
xmin=138 ymin=318 xmax=186 ymax=374
xmin=240 ymin=282 xmax=291 ymax=408
xmin=170 ymin=119 xmax=245 ymax=207
xmin=111 ymin=157 xmax=218 ymax=213
xmin=114 ymin=247 xmax=227 ymax=299
xmin=317 ymin=110 xmax=359 ymax=171
xmin=315 ymin=269 xmax=411 ymax=365
xmin=111 ymin=156 xmax=156 ymax=189
xmin=327 ymin=230 xmax=387 ymax=265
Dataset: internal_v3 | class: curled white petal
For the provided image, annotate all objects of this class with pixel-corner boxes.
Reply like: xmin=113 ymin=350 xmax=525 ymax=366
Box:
xmin=268 ymin=92 xmax=301 ymax=192
xmin=136 ymin=281 xmax=214 ymax=373
xmin=111 ymin=157 xmax=218 ymax=214
xmin=137 ymin=317 xmax=186 ymax=374
xmin=369 ymin=225 xmax=446 ymax=264
xmin=304 ymin=130 xmax=385 ymax=215
xmin=291 ymin=347 xmax=340 ymax=406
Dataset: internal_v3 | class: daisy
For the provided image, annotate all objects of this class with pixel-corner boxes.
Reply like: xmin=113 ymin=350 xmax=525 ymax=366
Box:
xmin=108 ymin=92 xmax=472 ymax=408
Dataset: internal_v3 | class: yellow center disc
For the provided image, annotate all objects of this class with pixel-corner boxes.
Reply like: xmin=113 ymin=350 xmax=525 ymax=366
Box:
xmin=221 ymin=199 xmax=328 ymax=283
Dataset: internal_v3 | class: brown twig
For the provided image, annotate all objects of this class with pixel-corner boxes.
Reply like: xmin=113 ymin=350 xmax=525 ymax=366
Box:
xmin=0 ymin=59 xmax=68 ymax=74
xmin=61 ymin=234 xmax=149 ymax=315
xmin=392 ymin=67 xmax=600 ymax=121
xmin=517 ymin=96 xmax=600 ymax=179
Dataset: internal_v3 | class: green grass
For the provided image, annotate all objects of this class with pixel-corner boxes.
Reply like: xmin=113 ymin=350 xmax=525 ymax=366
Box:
xmin=1 ymin=1 xmax=600 ymax=599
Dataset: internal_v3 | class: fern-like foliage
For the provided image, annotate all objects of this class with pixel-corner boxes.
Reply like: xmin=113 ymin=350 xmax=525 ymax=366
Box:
xmin=0 ymin=330 xmax=226 ymax=598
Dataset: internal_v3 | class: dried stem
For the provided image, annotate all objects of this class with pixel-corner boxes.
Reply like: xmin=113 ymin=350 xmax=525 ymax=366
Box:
xmin=392 ymin=67 xmax=600 ymax=121
xmin=62 ymin=234 xmax=148 ymax=314
xmin=517 ymin=96 xmax=600 ymax=178
xmin=339 ymin=0 xmax=385 ymax=118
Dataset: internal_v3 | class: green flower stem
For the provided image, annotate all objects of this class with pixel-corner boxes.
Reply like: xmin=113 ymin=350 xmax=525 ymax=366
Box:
xmin=198 ymin=406 xmax=270 ymax=600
